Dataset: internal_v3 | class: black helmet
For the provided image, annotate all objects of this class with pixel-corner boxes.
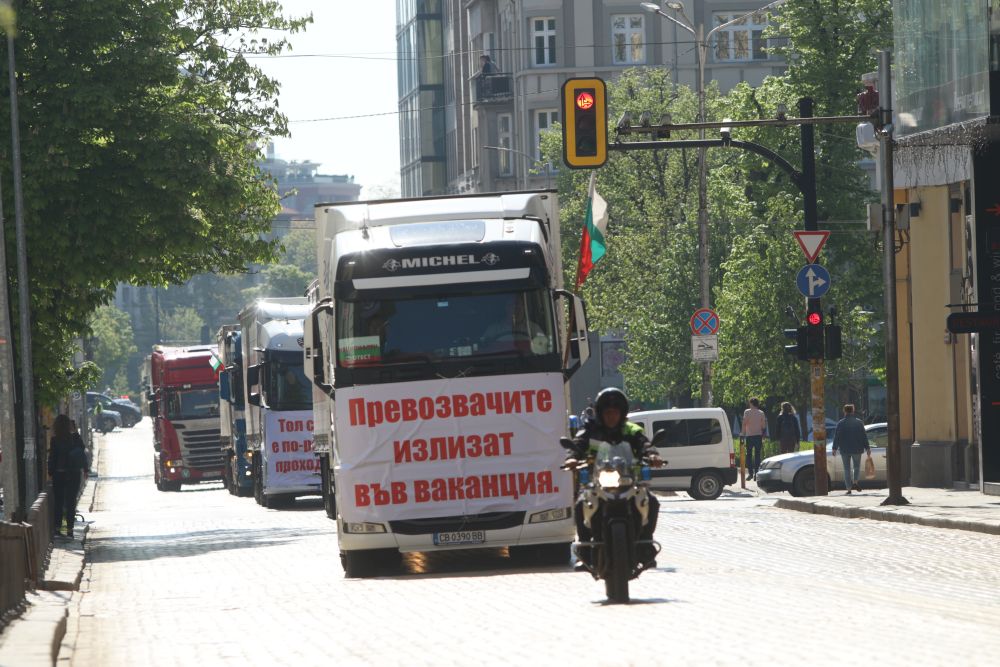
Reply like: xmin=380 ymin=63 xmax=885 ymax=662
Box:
xmin=594 ymin=387 xmax=629 ymax=425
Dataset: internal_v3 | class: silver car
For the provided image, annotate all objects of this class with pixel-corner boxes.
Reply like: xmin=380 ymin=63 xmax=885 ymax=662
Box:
xmin=755 ymin=423 xmax=888 ymax=496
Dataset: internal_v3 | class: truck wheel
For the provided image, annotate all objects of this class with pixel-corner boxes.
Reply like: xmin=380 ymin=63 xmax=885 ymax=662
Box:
xmin=160 ymin=479 xmax=181 ymax=492
xmin=341 ymin=549 xmax=399 ymax=578
xmin=688 ymin=471 xmax=724 ymax=500
xmin=509 ymin=543 xmax=570 ymax=566
xmin=321 ymin=460 xmax=337 ymax=519
xmin=252 ymin=456 xmax=264 ymax=506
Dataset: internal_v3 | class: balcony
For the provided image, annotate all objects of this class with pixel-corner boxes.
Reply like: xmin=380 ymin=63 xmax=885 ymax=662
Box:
xmin=474 ymin=73 xmax=513 ymax=105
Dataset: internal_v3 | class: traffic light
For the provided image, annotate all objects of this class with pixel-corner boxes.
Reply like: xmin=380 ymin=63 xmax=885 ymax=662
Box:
xmin=806 ymin=310 xmax=825 ymax=359
xmin=561 ymin=77 xmax=607 ymax=169
xmin=784 ymin=326 xmax=808 ymax=361
xmin=825 ymin=324 xmax=842 ymax=359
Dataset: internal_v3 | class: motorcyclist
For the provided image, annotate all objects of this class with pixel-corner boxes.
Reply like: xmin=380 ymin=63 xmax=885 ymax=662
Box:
xmin=567 ymin=387 xmax=663 ymax=568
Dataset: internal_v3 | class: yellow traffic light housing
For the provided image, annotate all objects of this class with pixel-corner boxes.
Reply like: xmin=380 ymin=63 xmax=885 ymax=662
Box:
xmin=561 ymin=77 xmax=608 ymax=169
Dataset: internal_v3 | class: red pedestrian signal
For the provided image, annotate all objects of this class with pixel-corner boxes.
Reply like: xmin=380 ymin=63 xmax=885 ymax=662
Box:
xmin=807 ymin=312 xmax=823 ymax=326
xmin=561 ymin=78 xmax=607 ymax=169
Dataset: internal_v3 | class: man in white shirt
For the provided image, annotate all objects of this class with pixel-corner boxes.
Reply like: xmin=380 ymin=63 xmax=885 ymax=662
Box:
xmin=741 ymin=397 xmax=768 ymax=480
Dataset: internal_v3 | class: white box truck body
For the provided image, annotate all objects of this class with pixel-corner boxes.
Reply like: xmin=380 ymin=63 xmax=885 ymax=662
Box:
xmin=306 ymin=191 xmax=590 ymax=575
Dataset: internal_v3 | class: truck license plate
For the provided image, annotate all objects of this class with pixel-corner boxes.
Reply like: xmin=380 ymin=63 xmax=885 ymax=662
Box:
xmin=433 ymin=530 xmax=486 ymax=546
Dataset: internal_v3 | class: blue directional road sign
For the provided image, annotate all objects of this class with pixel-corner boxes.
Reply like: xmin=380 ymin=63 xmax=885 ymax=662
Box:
xmin=796 ymin=264 xmax=831 ymax=298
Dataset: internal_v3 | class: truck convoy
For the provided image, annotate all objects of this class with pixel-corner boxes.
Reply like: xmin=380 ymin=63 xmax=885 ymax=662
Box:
xmin=240 ymin=298 xmax=319 ymax=508
xmin=216 ymin=324 xmax=253 ymax=496
xmin=306 ymin=191 xmax=590 ymax=576
xmin=148 ymin=345 xmax=225 ymax=491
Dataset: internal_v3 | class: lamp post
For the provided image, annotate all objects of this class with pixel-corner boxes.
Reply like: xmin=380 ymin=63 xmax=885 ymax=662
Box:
xmin=641 ymin=0 xmax=787 ymax=407
xmin=482 ymin=145 xmax=551 ymax=189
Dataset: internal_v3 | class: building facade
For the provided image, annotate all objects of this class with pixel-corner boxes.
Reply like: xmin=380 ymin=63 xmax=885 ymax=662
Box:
xmin=397 ymin=0 xmax=788 ymax=197
xmin=890 ymin=0 xmax=1000 ymax=493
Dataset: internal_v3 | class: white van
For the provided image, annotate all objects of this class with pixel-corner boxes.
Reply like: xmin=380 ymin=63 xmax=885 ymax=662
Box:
xmin=628 ymin=408 xmax=737 ymax=500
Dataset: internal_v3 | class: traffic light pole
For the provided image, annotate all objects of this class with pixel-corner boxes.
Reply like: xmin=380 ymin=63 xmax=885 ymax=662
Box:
xmin=800 ymin=98 xmax=828 ymax=496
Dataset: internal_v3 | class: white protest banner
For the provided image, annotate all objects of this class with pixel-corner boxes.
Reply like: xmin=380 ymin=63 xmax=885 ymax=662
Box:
xmin=335 ymin=373 xmax=571 ymax=523
xmin=264 ymin=410 xmax=321 ymax=492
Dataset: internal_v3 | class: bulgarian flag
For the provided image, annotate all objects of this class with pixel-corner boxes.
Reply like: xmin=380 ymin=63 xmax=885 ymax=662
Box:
xmin=209 ymin=352 xmax=223 ymax=372
xmin=575 ymin=171 xmax=609 ymax=290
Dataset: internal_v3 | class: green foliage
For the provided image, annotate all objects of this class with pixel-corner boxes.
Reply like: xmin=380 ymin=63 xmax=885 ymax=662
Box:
xmin=546 ymin=1 xmax=892 ymax=411
xmin=89 ymin=305 xmax=138 ymax=392
xmin=0 ymin=0 xmax=311 ymax=405
xmin=278 ymin=228 xmax=317 ymax=275
xmin=160 ymin=306 xmax=205 ymax=345
xmin=241 ymin=264 xmax=312 ymax=302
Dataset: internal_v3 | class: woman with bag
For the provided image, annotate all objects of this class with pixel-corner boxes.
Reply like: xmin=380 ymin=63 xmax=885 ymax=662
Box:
xmin=831 ymin=404 xmax=871 ymax=494
xmin=776 ymin=402 xmax=801 ymax=455
xmin=47 ymin=414 xmax=89 ymax=537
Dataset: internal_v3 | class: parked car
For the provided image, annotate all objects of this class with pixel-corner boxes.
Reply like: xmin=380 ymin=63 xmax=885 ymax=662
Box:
xmin=91 ymin=407 xmax=122 ymax=434
xmin=755 ymin=422 xmax=888 ymax=496
xmin=806 ymin=417 xmax=840 ymax=442
xmin=87 ymin=392 xmax=141 ymax=427
xmin=628 ymin=408 xmax=738 ymax=500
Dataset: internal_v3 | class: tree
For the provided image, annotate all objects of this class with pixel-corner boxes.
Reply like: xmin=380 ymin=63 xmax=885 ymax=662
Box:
xmin=160 ymin=306 xmax=205 ymax=345
xmin=89 ymin=305 xmax=138 ymax=394
xmin=0 ymin=0 xmax=311 ymax=405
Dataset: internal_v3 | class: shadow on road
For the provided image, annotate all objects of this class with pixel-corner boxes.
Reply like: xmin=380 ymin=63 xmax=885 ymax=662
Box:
xmin=85 ymin=526 xmax=317 ymax=563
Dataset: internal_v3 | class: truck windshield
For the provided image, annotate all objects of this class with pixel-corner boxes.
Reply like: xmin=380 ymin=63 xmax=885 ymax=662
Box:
xmin=166 ymin=389 xmax=219 ymax=420
xmin=337 ymin=289 xmax=555 ymax=367
xmin=267 ymin=353 xmax=311 ymax=411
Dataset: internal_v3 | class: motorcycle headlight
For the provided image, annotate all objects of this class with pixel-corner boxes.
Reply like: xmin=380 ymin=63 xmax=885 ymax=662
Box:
xmin=598 ymin=469 xmax=622 ymax=488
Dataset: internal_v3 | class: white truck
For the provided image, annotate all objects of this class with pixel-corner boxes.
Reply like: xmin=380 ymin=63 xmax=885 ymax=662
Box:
xmin=240 ymin=297 xmax=319 ymax=508
xmin=306 ymin=191 xmax=590 ymax=576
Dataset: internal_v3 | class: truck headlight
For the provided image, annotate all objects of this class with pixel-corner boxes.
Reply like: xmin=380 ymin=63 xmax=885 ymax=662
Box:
xmin=529 ymin=507 xmax=571 ymax=523
xmin=343 ymin=522 xmax=386 ymax=534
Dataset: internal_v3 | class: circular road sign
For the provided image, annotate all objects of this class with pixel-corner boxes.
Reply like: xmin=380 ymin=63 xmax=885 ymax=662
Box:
xmin=690 ymin=308 xmax=720 ymax=336
xmin=795 ymin=263 xmax=831 ymax=298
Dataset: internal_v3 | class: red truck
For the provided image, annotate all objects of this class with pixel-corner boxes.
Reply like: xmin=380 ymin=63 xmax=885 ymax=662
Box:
xmin=147 ymin=345 xmax=224 ymax=491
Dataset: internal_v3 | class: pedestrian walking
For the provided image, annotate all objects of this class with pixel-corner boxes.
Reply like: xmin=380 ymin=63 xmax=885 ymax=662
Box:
xmin=48 ymin=414 xmax=89 ymax=537
xmin=775 ymin=401 xmax=801 ymax=455
xmin=832 ymin=403 xmax=871 ymax=494
xmin=741 ymin=397 xmax=767 ymax=479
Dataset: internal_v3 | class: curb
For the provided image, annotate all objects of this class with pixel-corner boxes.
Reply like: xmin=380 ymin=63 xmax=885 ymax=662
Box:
xmin=773 ymin=497 xmax=1000 ymax=535
xmin=0 ymin=433 xmax=101 ymax=666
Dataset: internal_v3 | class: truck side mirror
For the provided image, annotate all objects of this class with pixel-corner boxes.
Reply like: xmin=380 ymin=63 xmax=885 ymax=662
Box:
xmin=218 ymin=370 xmax=231 ymax=402
xmin=555 ymin=289 xmax=590 ymax=378
xmin=248 ymin=392 xmax=262 ymax=407
xmin=309 ymin=299 xmax=335 ymax=398
xmin=247 ymin=364 xmax=260 ymax=387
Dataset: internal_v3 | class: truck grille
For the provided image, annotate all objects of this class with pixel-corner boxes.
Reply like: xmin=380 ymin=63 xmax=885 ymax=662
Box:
xmin=179 ymin=428 xmax=224 ymax=471
xmin=389 ymin=511 xmax=525 ymax=535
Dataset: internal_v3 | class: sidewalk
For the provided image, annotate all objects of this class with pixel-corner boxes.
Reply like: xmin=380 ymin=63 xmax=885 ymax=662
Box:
xmin=769 ymin=485 xmax=1000 ymax=535
xmin=0 ymin=438 xmax=99 ymax=667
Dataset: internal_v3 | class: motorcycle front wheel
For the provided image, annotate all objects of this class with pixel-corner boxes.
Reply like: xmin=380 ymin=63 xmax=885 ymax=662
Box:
xmin=604 ymin=522 xmax=630 ymax=603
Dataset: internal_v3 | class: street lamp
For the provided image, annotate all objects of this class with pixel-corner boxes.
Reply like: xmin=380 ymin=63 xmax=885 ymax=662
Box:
xmin=641 ymin=0 xmax=787 ymax=407
xmin=482 ymin=145 xmax=552 ymax=189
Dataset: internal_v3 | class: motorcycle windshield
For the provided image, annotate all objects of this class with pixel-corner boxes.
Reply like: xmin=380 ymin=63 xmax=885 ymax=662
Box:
xmin=591 ymin=440 xmax=634 ymax=469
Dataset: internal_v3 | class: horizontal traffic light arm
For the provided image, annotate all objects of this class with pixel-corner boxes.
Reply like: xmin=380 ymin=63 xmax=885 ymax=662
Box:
xmin=614 ymin=114 xmax=872 ymax=136
xmin=611 ymin=139 xmax=804 ymax=192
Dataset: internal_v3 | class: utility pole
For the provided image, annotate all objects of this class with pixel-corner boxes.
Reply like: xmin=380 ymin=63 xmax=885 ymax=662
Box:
xmin=7 ymin=31 xmax=37 ymax=504
xmin=0 ymin=157 xmax=20 ymax=521
xmin=877 ymin=50 xmax=907 ymax=506
xmin=694 ymin=20 xmax=712 ymax=408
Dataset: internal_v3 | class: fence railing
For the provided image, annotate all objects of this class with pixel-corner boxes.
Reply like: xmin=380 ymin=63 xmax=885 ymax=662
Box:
xmin=0 ymin=492 xmax=51 ymax=630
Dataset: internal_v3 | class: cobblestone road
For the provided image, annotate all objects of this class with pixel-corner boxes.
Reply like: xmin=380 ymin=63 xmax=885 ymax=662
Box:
xmin=60 ymin=420 xmax=1000 ymax=666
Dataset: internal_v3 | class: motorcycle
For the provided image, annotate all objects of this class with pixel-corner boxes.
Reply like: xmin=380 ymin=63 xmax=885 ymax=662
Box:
xmin=561 ymin=435 xmax=664 ymax=604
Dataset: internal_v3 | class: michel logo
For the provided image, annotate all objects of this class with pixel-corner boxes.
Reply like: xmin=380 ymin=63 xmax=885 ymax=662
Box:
xmin=382 ymin=254 xmax=501 ymax=272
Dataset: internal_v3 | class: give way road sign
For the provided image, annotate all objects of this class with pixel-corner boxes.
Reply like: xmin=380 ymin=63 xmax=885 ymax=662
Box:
xmin=793 ymin=230 xmax=830 ymax=263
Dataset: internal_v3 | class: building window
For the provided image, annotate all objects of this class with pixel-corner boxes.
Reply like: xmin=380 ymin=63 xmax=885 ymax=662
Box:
xmin=498 ymin=113 xmax=513 ymax=176
xmin=612 ymin=15 xmax=645 ymax=64
xmin=535 ymin=109 xmax=558 ymax=170
xmin=532 ymin=17 xmax=556 ymax=66
xmin=713 ymin=12 xmax=769 ymax=62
